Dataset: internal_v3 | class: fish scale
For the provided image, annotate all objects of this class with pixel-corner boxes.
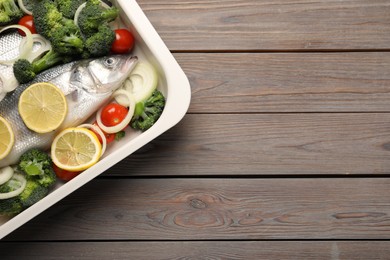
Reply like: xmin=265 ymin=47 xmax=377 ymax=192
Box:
xmin=0 ymin=32 xmax=22 ymax=60
xmin=0 ymin=31 xmax=50 ymax=97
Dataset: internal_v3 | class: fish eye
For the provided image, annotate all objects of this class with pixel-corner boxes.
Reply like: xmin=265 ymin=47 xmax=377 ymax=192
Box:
xmin=105 ymin=57 xmax=116 ymax=67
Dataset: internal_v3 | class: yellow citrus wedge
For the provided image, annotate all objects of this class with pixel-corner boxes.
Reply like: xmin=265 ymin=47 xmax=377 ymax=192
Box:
xmin=0 ymin=116 xmax=14 ymax=160
xmin=18 ymin=82 xmax=67 ymax=133
xmin=51 ymin=127 xmax=102 ymax=172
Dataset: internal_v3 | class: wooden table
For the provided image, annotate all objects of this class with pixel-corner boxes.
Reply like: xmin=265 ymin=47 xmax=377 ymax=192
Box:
xmin=1 ymin=0 xmax=390 ymax=258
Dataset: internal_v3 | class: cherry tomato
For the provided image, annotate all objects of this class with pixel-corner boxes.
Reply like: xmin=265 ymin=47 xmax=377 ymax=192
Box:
xmin=111 ymin=29 xmax=135 ymax=54
xmin=18 ymin=15 xmax=37 ymax=36
xmin=53 ymin=164 xmax=81 ymax=181
xmin=100 ymin=103 xmax=128 ymax=127
xmin=91 ymin=122 xmax=116 ymax=144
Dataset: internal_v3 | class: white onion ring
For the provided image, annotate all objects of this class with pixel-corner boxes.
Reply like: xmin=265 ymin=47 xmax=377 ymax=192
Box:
xmin=0 ymin=166 xmax=14 ymax=186
xmin=0 ymin=91 xmax=6 ymax=102
xmin=96 ymin=89 xmax=135 ymax=134
xmin=0 ymin=174 xmax=27 ymax=200
xmin=0 ymin=73 xmax=18 ymax=92
xmin=0 ymin=25 xmax=33 ymax=65
xmin=73 ymin=2 xmax=86 ymax=26
xmin=78 ymin=124 xmax=107 ymax=156
xmin=18 ymin=0 xmax=33 ymax=15
xmin=20 ymin=34 xmax=52 ymax=62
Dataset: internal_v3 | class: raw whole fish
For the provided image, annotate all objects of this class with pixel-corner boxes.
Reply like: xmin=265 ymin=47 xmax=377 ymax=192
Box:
xmin=0 ymin=54 xmax=138 ymax=167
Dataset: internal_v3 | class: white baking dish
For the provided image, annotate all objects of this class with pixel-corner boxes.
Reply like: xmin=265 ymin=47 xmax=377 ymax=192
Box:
xmin=0 ymin=0 xmax=191 ymax=239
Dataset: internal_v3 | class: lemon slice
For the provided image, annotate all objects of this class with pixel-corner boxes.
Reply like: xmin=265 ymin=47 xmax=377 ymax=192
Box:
xmin=0 ymin=116 xmax=14 ymax=160
xmin=51 ymin=127 xmax=102 ymax=172
xmin=18 ymin=82 xmax=67 ymax=133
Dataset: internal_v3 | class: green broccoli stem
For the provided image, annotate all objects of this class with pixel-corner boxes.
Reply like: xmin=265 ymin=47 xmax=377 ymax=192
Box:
xmin=3 ymin=0 xmax=20 ymax=15
xmin=63 ymin=35 xmax=84 ymax=49
xmin=32 ymin=50 xmax=63 ymax=74
xmin=134 ymin=102 xmax=145 ymax=117
xmin=101 ymin=8 xmax=119 ymax=21
xmin=134 ymin=103 xmax=154 ymax=120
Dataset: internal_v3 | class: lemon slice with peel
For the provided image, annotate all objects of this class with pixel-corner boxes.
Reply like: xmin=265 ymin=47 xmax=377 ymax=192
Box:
xmin=18 ymin=82 xmax=67 ymax=133
xmin=51 ymin=127 xmax=102 ymax=172
xmin=0 ymin=116 xmax=14 ymax=160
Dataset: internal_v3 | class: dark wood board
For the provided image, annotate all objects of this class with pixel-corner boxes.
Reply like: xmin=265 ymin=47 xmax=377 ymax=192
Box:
xmin=137 ymin=0 xmax=390 ymax=51
xmin=1 ymin=241 xmax=389 ymax=259
xmin=4 ymin=178 xmax=390 ymax=240
xmin=107 ymin=113 xmax=390 ymax=176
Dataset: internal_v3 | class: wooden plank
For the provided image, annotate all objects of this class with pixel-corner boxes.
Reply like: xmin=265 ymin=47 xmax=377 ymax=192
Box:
xmin=174 ymin=53 xmax=390 ymax=113
xmin=137 ymin=0 xmax=390 ymax=51
xmin=4 ymin=178 xmax=390 ymax=240
xmin=0 ymin=241 xmax=389 ymax=259
xmin=107 ymin=113 xmax=390 ymax=176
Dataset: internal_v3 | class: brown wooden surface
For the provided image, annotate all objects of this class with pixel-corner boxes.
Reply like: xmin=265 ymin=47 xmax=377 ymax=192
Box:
xmin=1 ymin=0 xmax=390 ymax=259
xmin=4 ymin=178 xmax=390 ymax=240
xmin=1 ymin=241 xmax=390 ymax=259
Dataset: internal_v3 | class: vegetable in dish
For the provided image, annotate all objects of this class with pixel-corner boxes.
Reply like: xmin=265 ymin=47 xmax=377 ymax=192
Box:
xmin=131 ymin=89 xmax=165 ymax=131
xmin=13 ymin=49 xmax=71 ymax=83
xmin=0 ymin=148 xmax=56 ymax=215
xmin=17 ymin=15 xmax=36 ymax=35
xmin=77 ymin=0 xmax=118 ymax=38
xmin=111 ymin=28 xmax=134 ymax=54
xmin=32 ymin=0 xmax=84 ymax=55
xmin=0 ymin=0 xmax=23 ymax=26
xmin=56 ymin=0 xmax=85 ymax=19
xmin=18 ymin=148 xmax=56 ymax=188
xmin=84 ymin=23 xmax=115 ymax=57
xmin=0 ymin=174 xmax=49 ymax=215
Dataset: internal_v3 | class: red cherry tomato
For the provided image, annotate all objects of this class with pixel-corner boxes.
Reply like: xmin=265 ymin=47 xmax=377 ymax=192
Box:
xmin=111 ymin=29 xmax=135 ymax=54
xmin=53 ymin=164 xmax=81 ymax=181
xmin=91 ymin=121 xmax=116 ymax=144
xmin=100 ymin=103 xmax=128 ymax=127
xmin=18 ymin=15 xmax=37 ymax=36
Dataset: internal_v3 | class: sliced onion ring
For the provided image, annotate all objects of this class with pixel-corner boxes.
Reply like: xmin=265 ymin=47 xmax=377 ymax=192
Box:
xmin=0 ymin=73 xmax=19 ymax=92
xmin=0 ymin=25 xmax=33 ymax=65
xmin=0 ymin=173 xmax=27 ymax=200
xmin=0 ymin=166 xmax=14 ymax=186
xmin=96 ymin=89 xmax=135 ymax=134
xmin=18 ymin=0 xmax=33 ymax=15
xmin=20 ymin=34 xmax=52 ymax=62
xmin=78 ymin=124 xmax=107 ymax=156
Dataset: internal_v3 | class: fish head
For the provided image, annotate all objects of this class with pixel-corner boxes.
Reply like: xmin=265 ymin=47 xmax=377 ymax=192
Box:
xmin=70 ymin=55 xmax=138 ymax=93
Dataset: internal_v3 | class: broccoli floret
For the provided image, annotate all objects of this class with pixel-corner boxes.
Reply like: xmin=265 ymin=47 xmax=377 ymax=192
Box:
xmin=0 ymin=173 xmax=25 ymax=215
xmin=77 ymin=0 xmax=118 ymax=38
xmin=55 ymin=0 xmax=85 ymax=19
xmin=19 ymin=179 xmax=49 ymax=208
xmin=0 ymin=197 xmax=22 ymax=215
xmin=33 ymin=0 xmax=84 ymax=55
xmin=84 ymin=24 xmax=115 ymax=57
xmin=0 ymin=0 xmax=23 ymax=26
xmin=18 ymin=148 xmax=56 ymax=188
xmin=50 ymin=21 xmax=84 ymax=55
xmin=131 ymin=90 xmax=166 ymax=131
xmin=12 ymin=59 xmax=36 ymax=83
xmin=33 ymin=0 xmax=63 ymax=38
xmin=0 ymin=176 xmax=49 ymax=215
xmin=13 ymin=49 xmax=66 ymax=83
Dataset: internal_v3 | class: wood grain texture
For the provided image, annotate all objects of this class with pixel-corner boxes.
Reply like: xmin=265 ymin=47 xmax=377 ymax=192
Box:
xmin=174 ymin=53 xmax=390 ymax=113
xmin=137 ymin=0 xmax=390 ymax=50
xmin=0 ymin=241 xmax=389 ymax=259
xmin=4 ymin=178 xmax=390 ymax=240
xmin=106 ymin=113 xmax=390 ymax=176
